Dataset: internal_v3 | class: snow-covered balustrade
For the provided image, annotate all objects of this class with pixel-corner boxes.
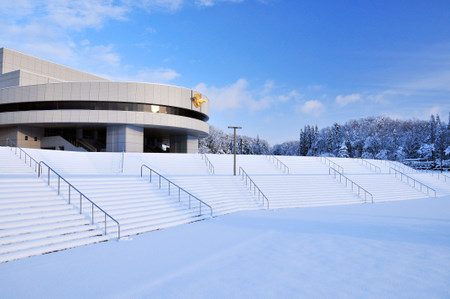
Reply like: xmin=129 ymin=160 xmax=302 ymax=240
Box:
xmin=38 ymin=161 xmax=121 ymax=239
xmin=201 ymin=153 xmax=215 ymax=174
xmin=140 ymin=164 xmax=213 ymax=217
xmin=6 ymin=138 xmax=40 ymax=173
xmin=328 ymin=167 xmax=373 ymax=203
xmin=238 ymin=167 xmax=270 ymax=208
xmin=0 ymin=147 xmax=109 ymax=263
xmin=266 ymin=155 xmax=290 ymax=174
xmin=419 ymin=170 xmax=450 ymax=183
xmin=388 ymin=167 xmax=436 ymax=197
xmin=318 ymin=156 xmax=344 ymax=173
xmin=358 ymin=158 xmax=381 ymax=173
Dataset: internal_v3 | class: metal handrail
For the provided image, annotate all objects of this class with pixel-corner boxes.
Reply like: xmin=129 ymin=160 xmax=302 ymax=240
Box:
xmin=318 ymin=156 xmax=344 ymax=173
xmin=201 ymin=153 xmax=215 ymax=174
xmin=389 ymin=167 xmax=436 ymax=197
xmin=6 ymin=138 xmax=40 ymax=173
xmin=379 ymin=159 xmax=411 ymax=173
xmin=421 ymin=170 xmax=450 ymax=183
xmin=140 ymin=164 xmax=213 ymax=217
xmin=238 ymin=167 xmax=270 ymax=208
xmin=266 ymin=155 xmax=289 ymax=174
xmin=359 ymin=158 xmax=381 ymax=173
xmin=328 ymin=167 xmax=373 ymax=203
xmin=38 ymin=161 xmax=121 ymax=239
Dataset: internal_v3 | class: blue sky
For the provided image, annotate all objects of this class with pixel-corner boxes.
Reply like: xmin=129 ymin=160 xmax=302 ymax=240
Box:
xmin=1 ymin=0 xmax=449 ymax=145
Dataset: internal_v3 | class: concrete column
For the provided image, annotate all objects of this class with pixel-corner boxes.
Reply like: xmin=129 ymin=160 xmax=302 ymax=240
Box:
xmin=170 ymin=135 xmax=198 ymax=153
xmin=106 ymin=125 xmax=143 ymax=152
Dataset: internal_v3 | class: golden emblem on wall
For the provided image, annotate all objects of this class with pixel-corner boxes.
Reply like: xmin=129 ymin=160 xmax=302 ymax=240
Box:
xmin=192 ymin=93 xmax=207 ymax=108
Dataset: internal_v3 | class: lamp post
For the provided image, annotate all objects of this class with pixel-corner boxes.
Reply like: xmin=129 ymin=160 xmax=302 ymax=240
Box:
xmin=228 ymin=126 xmax=242 ymax=176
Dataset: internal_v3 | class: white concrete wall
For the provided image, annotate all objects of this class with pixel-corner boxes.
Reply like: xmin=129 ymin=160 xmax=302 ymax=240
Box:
xmin=0 ymin=70 xmax=20 ymax=89
xmin=0 ymin=82 xmax=210 ymax=138
xmin=107 ymin=125 xmax=144 ymax=152
xmin=0 ymin=82 xmax=209 ymax=117
xmin=0 ymin=48 xmax=107 ymax=82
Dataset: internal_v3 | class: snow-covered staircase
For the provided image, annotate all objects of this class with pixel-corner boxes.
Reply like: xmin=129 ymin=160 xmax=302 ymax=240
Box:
xmin=407 ymin=173 xmax=450 ymax=196
xmin=167 ymin=175 xmax=262 ymax=215
xmin=206 ymin=154 xmax=282 ymax=175
xmin=15 ymin=150 xmax=214 ymax=236
xmin=59 ymin=175 xmax=208 ymax=237
xmin=138 ymin=153 xmax=210 ymax=175
xmin=276 ymin=156 xmax=330 ymax=174
xmin=0 ymin=147 xmax=107 ymax=263
xmin=346 ymin=173 xmax=429 ymax=202
xmin=328 ymin=157 xmax=377 ymax=174
xmin=250 ymin=174 xmax=364 ymax=208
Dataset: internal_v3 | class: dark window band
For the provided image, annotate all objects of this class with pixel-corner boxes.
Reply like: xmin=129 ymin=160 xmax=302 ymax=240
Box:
xmin=0 ymin=101 xmax=209 ymax=122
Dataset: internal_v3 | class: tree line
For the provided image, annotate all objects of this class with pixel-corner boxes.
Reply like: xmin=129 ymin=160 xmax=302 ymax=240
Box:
xmin=200 ymin=113 xmax=450 ymax=168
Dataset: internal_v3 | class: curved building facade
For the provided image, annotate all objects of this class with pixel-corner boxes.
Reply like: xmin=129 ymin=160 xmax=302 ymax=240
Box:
xmin=0 ymin=48 xmax=209 ymax=153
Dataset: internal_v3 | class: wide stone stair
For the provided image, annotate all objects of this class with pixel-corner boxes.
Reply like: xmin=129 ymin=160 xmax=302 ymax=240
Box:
xmin=0 ymin=147 xmax=107 ymax=263
xmin=63 ymin=175 xmax=208 ymax=237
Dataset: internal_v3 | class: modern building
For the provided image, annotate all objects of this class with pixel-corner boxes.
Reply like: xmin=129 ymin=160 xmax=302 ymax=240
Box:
xmin=0 ymin=48 xmax=209 ymax=153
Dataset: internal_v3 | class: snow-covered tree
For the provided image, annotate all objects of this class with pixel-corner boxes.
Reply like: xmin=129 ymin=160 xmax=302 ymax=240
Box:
xmin=418 ymin=144 xmax=435 ymax=160
xmin=338 ymin=141 xmax=349 ymax=158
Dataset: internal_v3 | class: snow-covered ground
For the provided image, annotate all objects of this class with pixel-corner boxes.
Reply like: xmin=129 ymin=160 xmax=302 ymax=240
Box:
xmin=1 ymin=147 xmax=449 ymax=297
xmin=1 ymin=196 xmax=450 ymax=298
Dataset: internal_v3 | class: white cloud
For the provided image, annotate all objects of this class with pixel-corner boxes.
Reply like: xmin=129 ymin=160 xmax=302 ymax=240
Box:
xmin=0 ymin=0 xmax=249 ymax=80
xmin=263 ymin=80 xmax=275 ymax=94
xmin=0 ymin=0 xmax=127 ymax=67
xmin=126 ymin=0 xmax=184 ymax=12
xmin=85 ymin=44 xmax=121 ymax=67
xmin=278 ymin=90 xmax=301 ymax=103
xmin=335 ymin=93 xmax=361 ymax=106
xmin=45 ymin=0 xmax=128 ymax=30
xmin=129 ymin=68 xmax=181 ymax=83
xmin=249 ymin=88 xmax=301 ymax=111
xmin=400 ymin=71 xmax=450 ymax=92
xmin=194 ymin=79 xmax=251 ymax=110
xmin=195 ymin=79 xmax=301 ymax=111
xmin=429 ymin=105 xmax=443 ymax=117
xmin=195 ymin=0 xmax=244 ymax=7
xmin=298 ymin=100 xmax=325 ymax=117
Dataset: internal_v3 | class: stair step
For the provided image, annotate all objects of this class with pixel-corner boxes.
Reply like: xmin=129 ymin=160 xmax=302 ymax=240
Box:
xmin=0 ymin=234 xmax=108 ymax=263
xmin=0 ymin=224 xmax=99 ymax=246
xmin=0 ymin=218 xmax=91 ymax=238
xmin=0 ymin=229 xmax=105 ymax=255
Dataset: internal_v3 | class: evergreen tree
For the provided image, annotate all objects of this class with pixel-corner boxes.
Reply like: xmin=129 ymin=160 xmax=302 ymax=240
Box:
xmin=430 ymin=115 xmax=436 ymax=161
xmin=435 ymin=120 xmax=445 ymax=168
xmin=338 ymin=141 xmax=349 ymax=158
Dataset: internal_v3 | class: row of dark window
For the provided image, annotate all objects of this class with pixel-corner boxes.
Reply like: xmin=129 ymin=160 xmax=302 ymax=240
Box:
xmin=24 ymin=136 xmax=38 ymax=141
xmin=0 ymin=101 xmax=209 ymax=122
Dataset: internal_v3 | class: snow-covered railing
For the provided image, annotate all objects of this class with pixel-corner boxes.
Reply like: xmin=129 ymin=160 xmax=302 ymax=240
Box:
xmin=389 ymin=167 xmax=436 ymax=197
xmin=266 ymin=155 xmax=289 ymax=174
xmin=380 ymin=159 xmax=416 ymax=173
xmin=238 ymin=167 xmax=270 ymax=208
xmin=423 ymin=171 xmax=450 ymax=183
xmin=318 ymin=156 xmax=344 ymax=173
xmin=140 ymin=164 xmax=213 ymax=217
xmin=328 ymin=167 xmax=373 ymax=203
xmin=6 ymin=138 xmax=40 ymax=173
xmin=38 ymin=161 xmax=121 ymax=239
xmin=201 ymin=153 xmax=215 ymax=174
xmin=359 ymin=158 xmax=381 ymax=173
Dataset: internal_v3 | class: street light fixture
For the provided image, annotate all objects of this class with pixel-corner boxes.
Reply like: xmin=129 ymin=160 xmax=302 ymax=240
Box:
xmin=228 ymin=126 xmax=242 ymax=176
